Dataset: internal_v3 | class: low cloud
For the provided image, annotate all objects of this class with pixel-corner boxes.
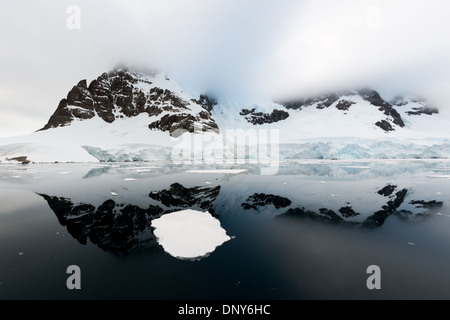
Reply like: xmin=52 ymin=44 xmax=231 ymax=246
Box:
xmin=1 ymin=0 xmax=449 ymax=136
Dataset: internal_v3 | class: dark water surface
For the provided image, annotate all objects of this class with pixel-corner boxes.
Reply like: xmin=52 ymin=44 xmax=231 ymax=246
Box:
xmin=0 ymin=160 xmax=449 ymax=299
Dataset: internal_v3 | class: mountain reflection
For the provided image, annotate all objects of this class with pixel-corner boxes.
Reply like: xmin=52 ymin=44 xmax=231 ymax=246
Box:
xmin=276 ymin=184 xmax=442 ymax=227
xmin=38 ymin=183 xmax=221 ymax=254
xmin=39 ymin=178 xmax=443 ymax=254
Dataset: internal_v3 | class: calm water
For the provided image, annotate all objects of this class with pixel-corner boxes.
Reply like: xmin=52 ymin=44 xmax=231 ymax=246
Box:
xmin=0 ymin=160 xmax=449 ymax=299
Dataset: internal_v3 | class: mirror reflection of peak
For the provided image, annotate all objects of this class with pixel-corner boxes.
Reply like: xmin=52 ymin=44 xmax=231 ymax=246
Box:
xmin=242 ymin=184 xmax=442 ymax=227
xmin=38 ymin=183 xmax=221 ymax=254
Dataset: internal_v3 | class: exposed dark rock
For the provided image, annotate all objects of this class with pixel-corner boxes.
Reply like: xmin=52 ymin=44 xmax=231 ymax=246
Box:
xmin=391 ymin=95 xmax=439 ymax=115
xmin=358 ymin=88 xmax=405 ymax=128
xmin=89 ymin=73 xmax=115 ymax=123
xmin=149 ymin=183 xmax=220 ymax=210
xmin=241 ymin=193 xmax=292 ymax=210
xmin=375 ymin=120 xmax=394 ymax=132
xmin=149 ymin=87 xmax=188 ymax=110
xmin=363 ymin=188 xmax=408 ymax=227
xmin=239 ymin=108 xmax=289 ymax=125
xmin=335 ymin=100 xmax=355 ymax=111
xmin=40 ymin=78 xmax=96 ymax=130
xmin=194 ymin=94 xmax=217 ymax=112
xmin=406 ymin=107 xmax=439 ymax=116
xmin=377 ymin=184 xmax=397 ymax=197
xmin=409 ymin=200 xmax=443 ymax=209
xmin=278 ymin=207 xmax=344 ymax=224
xmin=338 ymin=206 xmax=359 ymax=218
xmin=148 ymin=113 xmax=219 ymax=137
xmin=6 ymin=156 xmax=28 ymax=162
xmin=281 ymin=93 xmax=344 ymax=110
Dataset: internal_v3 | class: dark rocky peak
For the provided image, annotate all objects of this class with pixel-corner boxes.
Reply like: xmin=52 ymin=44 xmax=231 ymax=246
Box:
xmin=239 ymin=108 xmax=289 ymax=125
xmin=278 ymin=88 xmax=405 ymax=132
xmin=357 ymin=88 xmax=389 ymax=108
xmin=39 ymin=67 xmax=220 ymax=136
xmin=280 ymin=91 xmax=351 ymax=111
xmin=356 ymin=88 xmax=405 ymax=129
xmin=193 ymin=94 xmax=217 ymax=113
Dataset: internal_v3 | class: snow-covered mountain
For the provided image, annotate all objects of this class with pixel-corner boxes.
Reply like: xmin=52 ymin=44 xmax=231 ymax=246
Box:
xmin=0 ymin=67 xmax=448 ymax=163
xmin=40 ymin=68 xmax=218 ymax=136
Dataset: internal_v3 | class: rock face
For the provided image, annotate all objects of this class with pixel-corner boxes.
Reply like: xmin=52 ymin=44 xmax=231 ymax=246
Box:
xmin=40 ymin=67 xmax=219 ymax=136
xmin=357 ymin=88 xmax=405 ymax=129
xmin=239 ymin=108 xmax=289 ymax=125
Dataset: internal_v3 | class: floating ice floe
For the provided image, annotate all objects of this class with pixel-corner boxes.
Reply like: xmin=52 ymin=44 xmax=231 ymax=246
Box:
xmin=151 ymin=209 xmax=231 ymax=260
xmin=123 ymin=178 xmax=138 ymax=181
xmin=111 ymin=192 xmax=118 ymax=196
xmin=186 ymin=169 xmax=247 ymax=174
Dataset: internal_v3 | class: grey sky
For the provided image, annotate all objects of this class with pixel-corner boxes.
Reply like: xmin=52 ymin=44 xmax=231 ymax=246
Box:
xmin=1 ymin=0 xmax=449 ymax=136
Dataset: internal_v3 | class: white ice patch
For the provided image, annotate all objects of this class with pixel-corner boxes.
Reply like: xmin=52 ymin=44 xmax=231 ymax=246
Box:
xmin=151 ymin=209 xmax=231 ymax=260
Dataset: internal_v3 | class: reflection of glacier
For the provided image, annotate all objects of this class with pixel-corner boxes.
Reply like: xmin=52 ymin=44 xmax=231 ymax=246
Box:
xmin=38 ymin=183 xmax=220 ymax=254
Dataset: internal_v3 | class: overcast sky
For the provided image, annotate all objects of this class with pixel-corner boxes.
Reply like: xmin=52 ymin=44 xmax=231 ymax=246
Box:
xmin=1 ymin=0 xmax=449 ymax=136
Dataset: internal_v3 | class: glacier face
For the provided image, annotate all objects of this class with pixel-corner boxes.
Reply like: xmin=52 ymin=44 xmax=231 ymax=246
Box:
xmin=279 ymin=138 xmax=450 ymax=160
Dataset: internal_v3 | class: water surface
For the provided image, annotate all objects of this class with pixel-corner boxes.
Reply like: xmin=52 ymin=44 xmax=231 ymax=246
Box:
xmin=0 ymin=160 xmax=449 ymax=299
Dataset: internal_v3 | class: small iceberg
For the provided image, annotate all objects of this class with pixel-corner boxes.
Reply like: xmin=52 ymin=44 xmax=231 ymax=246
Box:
xmin=151 ymin=209 xmax=231 ymax=260
xmin=186 ymin=169 xmax=247 ymax=174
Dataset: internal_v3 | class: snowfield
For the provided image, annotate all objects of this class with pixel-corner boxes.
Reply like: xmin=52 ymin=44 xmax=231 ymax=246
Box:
xmin=0 ymin=112 xmax=448 ymax=163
